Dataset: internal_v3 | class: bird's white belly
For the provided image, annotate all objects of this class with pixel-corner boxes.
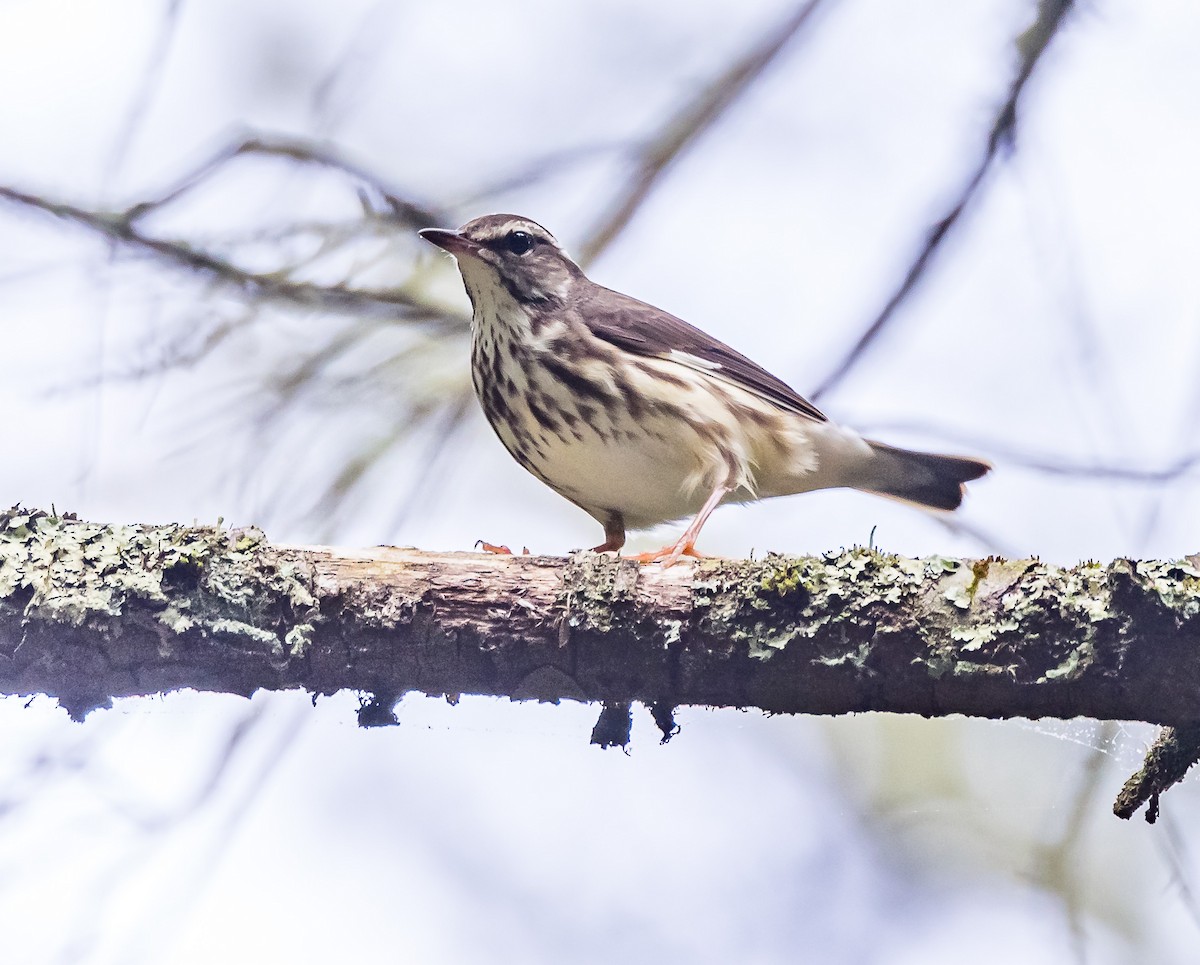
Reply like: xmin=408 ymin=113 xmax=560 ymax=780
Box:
xmin=511 ymin=392 xmax=868 ymax=530
xmin=474 ymin=348 xmax=710 ymax=528
xmin=528 ymin=419 xmax=714 ymax=528
xmin=484 ymin=346 xmax=774 ymax=529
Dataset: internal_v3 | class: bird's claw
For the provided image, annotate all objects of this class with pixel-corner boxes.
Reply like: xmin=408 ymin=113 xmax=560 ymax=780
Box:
xmin=624 ymin=541 xmax=711 ymax=567
xmin=476 ymin=540 xmax=530 ymax=556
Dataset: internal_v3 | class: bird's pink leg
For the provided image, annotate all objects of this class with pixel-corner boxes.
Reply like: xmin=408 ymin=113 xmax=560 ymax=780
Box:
xmin=625 ymin=484 xmax=731 ymax=567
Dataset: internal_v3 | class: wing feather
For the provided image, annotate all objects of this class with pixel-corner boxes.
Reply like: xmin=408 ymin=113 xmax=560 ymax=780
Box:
xmin=577 ymin=285 xmax=827 ymax=423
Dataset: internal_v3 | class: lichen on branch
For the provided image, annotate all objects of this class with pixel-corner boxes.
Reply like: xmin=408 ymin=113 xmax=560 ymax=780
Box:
xmin=3 ymin=506 xmax=1200 ymax=814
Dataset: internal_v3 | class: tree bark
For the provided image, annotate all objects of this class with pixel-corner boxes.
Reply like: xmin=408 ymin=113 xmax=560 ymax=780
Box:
xmin=2 ymin=507 xmax=1199 ymax=816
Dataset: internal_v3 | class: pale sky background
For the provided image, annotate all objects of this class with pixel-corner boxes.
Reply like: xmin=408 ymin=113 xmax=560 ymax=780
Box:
xmin=1 ymin=0 xmax=1199 ymax=962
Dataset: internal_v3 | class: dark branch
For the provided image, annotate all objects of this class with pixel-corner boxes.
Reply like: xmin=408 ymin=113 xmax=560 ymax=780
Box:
xmin=4 ymin=507 xmax=1200 ymax=815
xmin=1113 ymin=724 xmax=1200 ymax=822
xmin=14 ymin=504 xmax=1200 ymax=723
xmin=810 ymin=0 xmax=1076 ymax=402
xmin=576 ymin=0 xmax=831 ymax=267
xmin=124 ymin=131 xmax=447 ymax=228
xmin=0 ymin=182 xmax=459 ymax=324
xmin=103 ymin=0 xmax=186 ymax=182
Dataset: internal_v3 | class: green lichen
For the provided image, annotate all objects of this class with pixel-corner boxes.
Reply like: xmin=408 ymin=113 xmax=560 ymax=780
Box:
xmin=757 ymin=547 xmax=929 ymax=608
xmin=286 ymin=622 xmax=315 ymax=657
xmin=0 ymin=506 xmax=319 ymax=654
xmin=697 ymin=548 xmax=937 ymax=661
xmin=815 ymin=641 xmax=873 ymax=669
xmin=1134 ymin=559 xmax=1200 ymax=619
xmin=690 ymin=547 xmax=1176 ymax=689
xmin=936 ymin=559 xmax=1110 ymax=676
xmin=944 ymin=559 xmax=992 ymax=611
xmin=1059 ymin=562 xmax=1113 ymax=624
xmin=660 ymin=619 xmax=683 ymax=647
xmin=949 ymin=621 xmax=1007 ymax=650
xmin=1039 ymin=643 xmax=1090 ymax=682
xmin=944 ymin=581 xmax=974 ymax=611
xmin=558 ymin=551 xmax=644 ymax=636
xmin=556 ymin=547 xmax=1200 ymax=685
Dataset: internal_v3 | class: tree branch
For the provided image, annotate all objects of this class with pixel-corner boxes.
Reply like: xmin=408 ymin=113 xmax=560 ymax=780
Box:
xmin=810 ymin=0 xmax=1076 ymax=402
xmin=576 ymin=0 xmax=831 ymax=267
xmin=0 ymin=140 xmax=459 ymax=325
xmin=1113 ymin=724 xmax=1200 ymax=823
xmin=4 ymin=507 xmax=1199 ymax=813
xmin=122 ymin=131 xmax=446 ymax=229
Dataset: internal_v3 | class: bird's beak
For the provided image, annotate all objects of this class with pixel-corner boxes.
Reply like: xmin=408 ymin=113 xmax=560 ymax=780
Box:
xmin=419 ymin=228 xmax=481 ymax=256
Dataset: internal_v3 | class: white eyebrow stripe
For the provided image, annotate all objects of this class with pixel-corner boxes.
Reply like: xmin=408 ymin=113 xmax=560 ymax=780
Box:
xmin=472 ymin=223 xmax=560 ymax=248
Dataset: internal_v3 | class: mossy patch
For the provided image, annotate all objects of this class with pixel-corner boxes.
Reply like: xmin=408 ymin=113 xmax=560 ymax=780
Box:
xmin=693 ymin=548 xmax=934 ymax=661
xmin=0 ymin=506 xmax=319 ymax=657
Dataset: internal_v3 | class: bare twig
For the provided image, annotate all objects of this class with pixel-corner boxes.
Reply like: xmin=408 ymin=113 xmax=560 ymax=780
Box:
xmin=1114 ymin=724 xmax=1200 ymax=822
xmin=103 ymin=0 xmax=187 ymax=184
xmin=929 ymin=513 xmax=1022 ymax=559
xmin=125 ymin=131 xmax=446 ymax=228
xmin=0 ymin=183 xmax=460 ymax=324
xmin=458 ymin=141 xmax=626 ymax=208
xmin=576 ymin=0 xmax=831 ymax=267
xmin=810 ymin=0 xmax=1076 ymax=402
xmin=1001 ymin=452 xmax=1200 ymax=484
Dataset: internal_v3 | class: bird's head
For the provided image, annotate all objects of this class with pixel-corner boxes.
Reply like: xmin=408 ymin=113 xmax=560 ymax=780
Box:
xmin=420 ymin=214 xmax=584 ymax=308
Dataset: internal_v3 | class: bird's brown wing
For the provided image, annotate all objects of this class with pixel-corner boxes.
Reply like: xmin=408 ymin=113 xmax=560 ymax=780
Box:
xmin=578 ymin=285 xmax=828 ymax=423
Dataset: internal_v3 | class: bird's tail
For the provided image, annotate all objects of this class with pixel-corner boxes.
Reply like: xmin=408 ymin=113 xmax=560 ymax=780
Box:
xmin=857 ymin=440 xmax=990 ymax=511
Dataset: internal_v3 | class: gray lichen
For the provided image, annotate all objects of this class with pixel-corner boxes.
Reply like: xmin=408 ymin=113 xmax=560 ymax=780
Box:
xmin=694 ymin=549 xmax=935 ymax=659
xmin=5 ymin=506 xmax=1200 ymax=732
xmin=677 ymin=546 xmax=1200 ymax=708
xmin=0 ymin=506 xmax=320 ymax=664
xmin=558 ymin=551 xmax=646 ymax=636
xmin=1134 ymin=559 xmax=1200 ymax=619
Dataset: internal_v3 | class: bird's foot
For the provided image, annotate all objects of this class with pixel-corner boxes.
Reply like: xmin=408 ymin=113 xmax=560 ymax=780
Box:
xmin=625 ymin=540 xmax=711 ymax=567
xmin=476 ymin=540 xmax=530 ymax=556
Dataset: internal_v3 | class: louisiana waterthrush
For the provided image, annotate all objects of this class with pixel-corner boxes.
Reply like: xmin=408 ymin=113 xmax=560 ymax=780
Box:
xmin=420 ymin=214 xmax=989 ymax=565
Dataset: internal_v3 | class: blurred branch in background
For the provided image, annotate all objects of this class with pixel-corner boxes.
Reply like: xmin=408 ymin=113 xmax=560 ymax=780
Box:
xmin=0 ymin=0 xmax=836 ymax=314
xmin=0 ymin=135 xmax=455 ymax=323
xmin=576 ymin=0 xmax=831 ymax=267
xmin=103 ymin=0 xmax=187 ymax=185
xmin=810 ymin=0 xmax=1077 ymax=402
xmin=0 ymin=131 xmax=476 ymax=534
xmin=123 ymin=131 xmax=448 ymax=229
xmin=54 ymin=699 xmax=308 ymax=960
xmin=1032 ymin=725 xmax=1117 ymax=952
xmin=0 ymin=0 xmax=841 ymax=327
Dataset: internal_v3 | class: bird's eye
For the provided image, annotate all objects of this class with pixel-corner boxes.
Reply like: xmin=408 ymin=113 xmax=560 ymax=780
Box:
xmin=504 ymin=231 xmax=534 ymax=255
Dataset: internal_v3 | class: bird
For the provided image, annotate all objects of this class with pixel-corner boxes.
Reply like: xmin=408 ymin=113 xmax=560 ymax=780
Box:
xmin=419 ymin=214 xmax=989 ymax=566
